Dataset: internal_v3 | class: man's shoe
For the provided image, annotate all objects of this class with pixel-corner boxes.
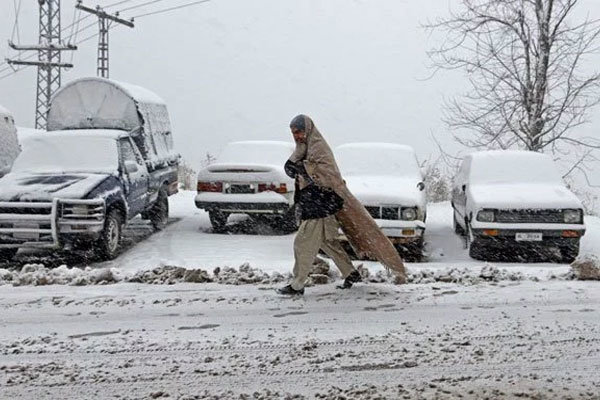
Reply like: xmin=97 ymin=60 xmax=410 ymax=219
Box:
xmin=337 ymin=270 xmax=362 ymax=289
xmin=277 ymin=285 xmax=304 ymax=296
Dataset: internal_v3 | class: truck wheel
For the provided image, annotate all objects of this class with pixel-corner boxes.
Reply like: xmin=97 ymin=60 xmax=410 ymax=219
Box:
xmin=96 ymin=209 xmax=123 ymax=260
xmin=209 ymin=210 xmax=229 ymax=232
xmin=0 ymin=248 xmax=18 ymax=262
xmin=560 ymin=242 xmax=580 ymax=264
xmin=150 ymin=188 xmax=169 ymax=231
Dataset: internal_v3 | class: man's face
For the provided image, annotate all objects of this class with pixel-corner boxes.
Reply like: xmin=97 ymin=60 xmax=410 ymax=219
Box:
xmin=291 ymin=127 xmax=307 ymax=143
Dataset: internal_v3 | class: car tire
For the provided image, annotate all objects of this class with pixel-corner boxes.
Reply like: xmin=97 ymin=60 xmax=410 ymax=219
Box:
xmin=0 ymin=248 xmax=18 ymax=262
xmin=468 ymin=238 xmax=486 ymax=260
xmin=96 ymin=209 xmax=123 ymax=260
xmin=209 ymin=210 xmax=229 ymax=232
xmin=453 ymin=212 xmax=465 ymax=235
xmin=560 ymin=241 xmax=580 ymax=264
xmin=280 ymin=205 xmax=299 ymax=233
xmin=149 ymin=187 xmax=169 ymax=231
xmin=395 ymin=238 xmax=425 ymax=263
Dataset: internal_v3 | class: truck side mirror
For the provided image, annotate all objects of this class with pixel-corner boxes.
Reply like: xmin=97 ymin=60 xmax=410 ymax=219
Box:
xmin=417 ymin=182 xmax=425 ymax=191
xmin=125 ymin=160 xmax=139 ymax=174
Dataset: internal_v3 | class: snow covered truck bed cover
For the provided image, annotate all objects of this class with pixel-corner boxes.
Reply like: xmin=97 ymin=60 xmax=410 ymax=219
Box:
xmin=46 ymin=77 xmax=178 ymax=170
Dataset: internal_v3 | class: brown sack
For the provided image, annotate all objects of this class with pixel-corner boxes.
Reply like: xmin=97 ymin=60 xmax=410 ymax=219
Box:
xmin=289 ymin=115 xmax=406 ymax=282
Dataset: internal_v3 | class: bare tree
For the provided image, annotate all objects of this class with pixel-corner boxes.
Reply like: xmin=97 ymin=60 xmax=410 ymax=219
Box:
xmin=426 ymin=0 xmax=600 ymax=153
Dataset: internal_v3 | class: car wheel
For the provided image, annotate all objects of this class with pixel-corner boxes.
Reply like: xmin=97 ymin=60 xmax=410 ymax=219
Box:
xmin=560 ymin=241 xmax=580 ymax=264
xmin=96 ymin=209 xmax=123 ymax=260
xmin=149 ymin=188 xmax=169 ymax=231
xmin=209 ymin=210 xmax=229 ymax=232
xmin=468 ymin=238 xmax=486 ymax=260
xmin=280 ymin=205 xmax=300 ymax=233
xmin=0 ymin=248 xmax=18 ymax=262
xmin=453 ymin=213 xmax=465 ymax=235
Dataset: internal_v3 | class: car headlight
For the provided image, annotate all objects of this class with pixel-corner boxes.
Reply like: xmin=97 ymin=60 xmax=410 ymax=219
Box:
xmin=564 ymin=209 xmax=582 ymax=223
xmin=477 ymin=210 xmax=496 ymax=222
xmin=401 ymin=207 xmax=417 ymax=221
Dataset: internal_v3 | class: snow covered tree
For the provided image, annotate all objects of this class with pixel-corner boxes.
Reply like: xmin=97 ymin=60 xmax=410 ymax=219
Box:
xmin=427 ymin=0 xmax=600 ymax=153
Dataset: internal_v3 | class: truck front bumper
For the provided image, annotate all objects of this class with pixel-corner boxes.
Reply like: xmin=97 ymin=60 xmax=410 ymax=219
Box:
xmin=470 ymin=226 xmax=585 ymax=249
xmin=0 ymin=199 xmax=106 ymax=250
xmin=339 ymin=219 xmax=426 ymax=244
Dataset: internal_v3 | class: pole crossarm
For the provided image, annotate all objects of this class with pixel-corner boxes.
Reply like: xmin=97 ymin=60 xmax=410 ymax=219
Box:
xmin=75 ymin=2 xmax=134 ymax=28
xmin=8 ymin=41 xmax=77 ymax=51
xmin=7 ymin=59 xmax=74 ymax=68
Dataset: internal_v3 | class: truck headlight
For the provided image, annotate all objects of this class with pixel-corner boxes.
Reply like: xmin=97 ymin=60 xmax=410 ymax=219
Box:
xmin=477 ymin=210 xmax=496 ymax=222
xmin=564 ymin=209 xmax=582 ymax=223
xmin=401 ymin=207 xmax=417 ymax=221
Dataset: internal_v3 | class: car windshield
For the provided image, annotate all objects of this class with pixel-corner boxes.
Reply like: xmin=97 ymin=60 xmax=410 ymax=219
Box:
xmin=217 ymin=141 xmax=294 ymax=166
xmin=469 ymin=152 xmax=562 ymax=185
xmin=12 ymin=135 xmax=119 ymax=174
xmin=336 ymin=144 xmax=420 ymax=178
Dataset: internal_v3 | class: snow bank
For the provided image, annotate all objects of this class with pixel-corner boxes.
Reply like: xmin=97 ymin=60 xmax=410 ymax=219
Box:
xmin=0 ymin=105 xmax=20 ymax=176
xmin=0 ymin=262 xmax=567 ymax=287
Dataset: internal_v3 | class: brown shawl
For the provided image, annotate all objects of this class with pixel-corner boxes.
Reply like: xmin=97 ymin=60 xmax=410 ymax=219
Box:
xmin=289 ymin=115 xmax=406 ymax=281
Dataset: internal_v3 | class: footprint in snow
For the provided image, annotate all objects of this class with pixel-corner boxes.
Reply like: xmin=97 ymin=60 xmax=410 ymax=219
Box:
xmin=178 ymin=324 xmax=220 ymax=330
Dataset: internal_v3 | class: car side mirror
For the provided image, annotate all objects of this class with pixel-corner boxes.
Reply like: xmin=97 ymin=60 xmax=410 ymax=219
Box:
xmin=417 ymin=182 xmax=425 ymax=191
xmin=462 ymin=184 xmax=466 ymax=192
xmin=124 ymin=160 xmax=139 ymax=174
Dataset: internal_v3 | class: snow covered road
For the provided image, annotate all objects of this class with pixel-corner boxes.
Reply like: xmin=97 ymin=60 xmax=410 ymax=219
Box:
xmin=1 ymin=280 xmax=599 ymax=399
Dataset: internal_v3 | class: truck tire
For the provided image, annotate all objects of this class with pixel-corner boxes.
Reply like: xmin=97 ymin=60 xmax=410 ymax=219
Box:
xmin=209 ymin=210 xmax=229 ymax=232
xmin=0 ymin=248 xmax=18 ymax=262
xmin=149 ymin=188 xmax=169 ymax=231
xmin=96 ymin=209 xmax=123 ymax=260
xmin=560 ymin=241 xmax=580 ymax=264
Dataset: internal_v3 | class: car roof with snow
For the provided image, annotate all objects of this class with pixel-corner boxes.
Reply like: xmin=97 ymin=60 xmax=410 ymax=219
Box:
xmin=336 ymin=142 xmax=421 ymax=178
xmin=465 ymin=150 xmax=562 ymax=185
xmin=21 ymin=129 xmax=130 ymax=142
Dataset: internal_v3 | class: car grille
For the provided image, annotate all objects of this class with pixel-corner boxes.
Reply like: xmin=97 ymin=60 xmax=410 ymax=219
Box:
xmin=496 ymin=209 xmax=563 ymax=223
xmin=364 ymin=206 xmax=399 ymax=220
xmin=0 ymin=204 xmax=52 ymax=215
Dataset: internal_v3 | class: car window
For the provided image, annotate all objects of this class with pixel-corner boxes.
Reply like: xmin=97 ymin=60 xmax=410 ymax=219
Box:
xmin=119 ymin=139 xmax=143 ymax=166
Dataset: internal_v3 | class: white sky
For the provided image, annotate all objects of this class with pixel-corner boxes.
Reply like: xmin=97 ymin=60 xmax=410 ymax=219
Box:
xmin=1 ymin=0 xmax=599 ymax=172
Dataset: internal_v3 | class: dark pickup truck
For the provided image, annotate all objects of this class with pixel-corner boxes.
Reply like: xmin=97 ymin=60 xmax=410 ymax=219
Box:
xmin=0 ymin=78 xmax=179 ymax=261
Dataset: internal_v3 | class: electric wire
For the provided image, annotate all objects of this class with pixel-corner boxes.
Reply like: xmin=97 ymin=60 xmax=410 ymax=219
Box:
xmin=131 ymin=0 xmax=211 ymax=19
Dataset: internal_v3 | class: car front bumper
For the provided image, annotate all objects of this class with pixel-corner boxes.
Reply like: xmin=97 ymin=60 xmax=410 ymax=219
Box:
xmin=471 ymin=226 xmax=585 ymax=248
xmin=338 ymin=219 xmax=425 ymax=244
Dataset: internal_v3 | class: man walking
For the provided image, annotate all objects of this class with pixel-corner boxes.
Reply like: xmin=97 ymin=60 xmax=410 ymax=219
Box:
xmin=278 ymin=115 xmax=362 ymax=295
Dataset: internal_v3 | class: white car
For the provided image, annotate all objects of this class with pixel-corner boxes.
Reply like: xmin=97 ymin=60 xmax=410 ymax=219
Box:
xmin=195 ymin=141 xmax=296 ymax=232
xmin=335 ymin=143 xmax=427 ymax=260
xmin=452 ymin=150 xmax=586 ymax=262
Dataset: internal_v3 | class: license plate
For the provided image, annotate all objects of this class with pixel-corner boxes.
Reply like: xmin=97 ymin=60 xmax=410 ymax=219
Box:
xmin=516 ymin=232 xmax=542 ymax=242
xmin=13 ymin=223 xmax=40 ymax=240
xmin=228 ymin=184 xmax=254 ymax=194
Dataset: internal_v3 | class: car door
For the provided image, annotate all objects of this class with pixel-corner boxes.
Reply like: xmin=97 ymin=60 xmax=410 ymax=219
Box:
xmin=119 ymin=138 xmax=149 ymax=218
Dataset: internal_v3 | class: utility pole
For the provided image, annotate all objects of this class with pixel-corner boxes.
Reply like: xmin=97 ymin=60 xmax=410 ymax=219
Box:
xmin=7 ymin=0 xmax=77 ymax=130
xmin=75 ymin=1 xmax=134 ymax=79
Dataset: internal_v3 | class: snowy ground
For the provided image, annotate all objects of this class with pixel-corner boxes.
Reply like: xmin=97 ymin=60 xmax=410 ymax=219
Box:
xmin=1 ymin=191 xmax=599 ymax=399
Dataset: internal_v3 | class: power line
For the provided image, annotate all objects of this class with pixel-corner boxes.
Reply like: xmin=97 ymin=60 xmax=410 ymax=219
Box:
xmin=118 ymin=0 xmax=169 ymax=13
xmin=132 ymin=0 xmax=211 ymax=19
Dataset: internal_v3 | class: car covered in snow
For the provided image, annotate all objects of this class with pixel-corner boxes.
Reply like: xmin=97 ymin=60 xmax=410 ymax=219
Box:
xmin=195 ymin=141 xmax=296 ymax=232
xmin=452 ymin=150 xmax=586 ymax=262
xmin=0 ymin=78 xmax=179 ymax=261
xmin=335 ymin=143 xmax=427 ymax=260
xmin=0 ymin=105 xmax=20 ymax=178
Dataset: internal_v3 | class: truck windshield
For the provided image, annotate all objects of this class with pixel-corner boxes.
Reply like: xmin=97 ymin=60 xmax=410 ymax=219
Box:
xmin=337 ymin=145 xmax=420 ymax=178
xmin=11 ymin=135 xmax=119 ymax=174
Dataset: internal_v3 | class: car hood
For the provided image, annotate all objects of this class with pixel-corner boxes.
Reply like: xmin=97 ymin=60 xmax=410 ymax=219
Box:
xmin=0 ymin=172 xmax=111 ymax=202
xmin=469 ymin=183 xmax=583 ymax=210
xmin=344 ymin=175 xmax=426 ymax=208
